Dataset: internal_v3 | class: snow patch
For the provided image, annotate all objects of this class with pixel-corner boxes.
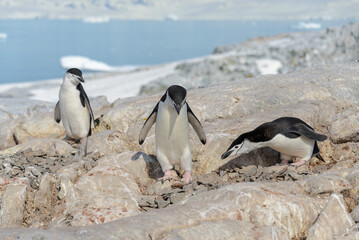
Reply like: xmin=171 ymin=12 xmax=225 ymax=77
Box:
xmin=256 ymin=59 xmax=282 ymax=75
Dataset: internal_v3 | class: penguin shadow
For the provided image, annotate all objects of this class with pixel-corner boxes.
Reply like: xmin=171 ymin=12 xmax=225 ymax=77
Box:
xmin=220 ymin=147 xmax=281 ymax=171
xmin=131 ymin=152 xmax=163 ymax=180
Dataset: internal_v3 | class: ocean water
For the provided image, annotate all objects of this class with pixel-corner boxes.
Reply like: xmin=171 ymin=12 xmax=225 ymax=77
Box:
xmin=0 ymin=19 xmax=352 ymax=84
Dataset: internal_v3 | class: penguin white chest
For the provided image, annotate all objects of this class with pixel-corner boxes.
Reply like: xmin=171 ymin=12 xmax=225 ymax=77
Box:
xmin=59 ymin=84 xmax=90 ymax=139
xmin=266 ymin=134 xmax=315 ymax=160
xmin=155 ymin=103 xmax=190 ymax=162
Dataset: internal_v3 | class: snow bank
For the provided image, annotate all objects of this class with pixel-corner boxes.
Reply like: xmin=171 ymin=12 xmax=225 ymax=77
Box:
xmin=60 ymin=56 xmax=138 ymax=72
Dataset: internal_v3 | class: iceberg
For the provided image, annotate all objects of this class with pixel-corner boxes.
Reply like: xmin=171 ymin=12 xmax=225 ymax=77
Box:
xmin=82 ymin=16 xmax=110 ymax=23
xmin=292 ymin=22 xmax=321 ymax=30
xmin=163 ymin=14 xmax=179 ymax=21
xmin=0 ymin=33 xmax=7 ymax=39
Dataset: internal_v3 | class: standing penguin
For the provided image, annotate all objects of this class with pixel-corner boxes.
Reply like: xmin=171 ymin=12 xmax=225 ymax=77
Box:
xmin=221 ymin=117 xmax=327 ymax=167
xmin=139 ymin=85 xmax=206 ymax=184
xmin=54 ymin=68 xmax=94 ymax=156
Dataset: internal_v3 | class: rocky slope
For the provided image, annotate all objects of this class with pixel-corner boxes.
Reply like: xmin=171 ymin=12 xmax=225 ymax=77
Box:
xmin=0 ymin=63 xmax=359 ymax=239
xmin=139 ymin=22 xmax=359 ymax=95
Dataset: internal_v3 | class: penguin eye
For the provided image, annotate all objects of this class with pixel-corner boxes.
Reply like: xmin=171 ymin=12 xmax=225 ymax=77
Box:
xmin=235 ymin=146 xmax=239 ymax=149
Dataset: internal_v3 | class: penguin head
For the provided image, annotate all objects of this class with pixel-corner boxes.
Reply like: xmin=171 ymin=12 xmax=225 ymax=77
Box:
xmin=167 ymin=85 xmax=187 ymax=114
xmin=221 ymin=135 xmax=260 ymax=159
xmin=65 ymin=68 xmax=85 ymax=85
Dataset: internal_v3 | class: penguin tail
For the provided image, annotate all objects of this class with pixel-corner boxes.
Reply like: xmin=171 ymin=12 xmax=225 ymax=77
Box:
xmin=315 ymin=153 xmax=326 ymax=163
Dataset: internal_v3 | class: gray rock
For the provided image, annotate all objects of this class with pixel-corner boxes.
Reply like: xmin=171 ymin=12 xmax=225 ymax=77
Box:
xmin=34 ymin=174 xmax=54 ymax=209
xmin=330 ymin=108 xmax=359 ymax=144
xmin=350 ymin=205 xmax=359 ymax=223
xmin=238 ymin=165 xmax=257 ymax=176
xmin=170 ymin=191 xmax=192 ymax=205
xmin=298 ymin=173 xmax=352 ymax=195
xmin=155 ymin=196 xmax=170 ymax=208
xmin=0 ymin=181 xmax=29 ymax=227
xmin=307 ymin=194 xmax=354 ymax=240
xmin=0 ymin=138 xmax=74 ymax=157
xmin=165 ymin=220 xmax=290 ymax=240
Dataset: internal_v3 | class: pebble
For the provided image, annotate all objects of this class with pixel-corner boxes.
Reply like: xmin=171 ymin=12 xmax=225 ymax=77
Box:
xmin=239 ymin=165 xmax=257 ymax=176
xmin=170 ymin=192 xmax=191 ymax=204
xmin=155 ymin=196 xmax=170 ymax=208
xmin=0 ymin=150 xmax=100 ymax=191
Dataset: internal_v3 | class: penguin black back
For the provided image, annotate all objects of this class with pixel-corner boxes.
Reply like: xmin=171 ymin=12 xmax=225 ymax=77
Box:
xmin=226 ymin=117 xmax=325 ymax=151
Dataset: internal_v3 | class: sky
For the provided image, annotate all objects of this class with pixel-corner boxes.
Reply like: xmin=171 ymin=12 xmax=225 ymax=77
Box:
xmin=0 ymin=0 xmax=358 ymax=20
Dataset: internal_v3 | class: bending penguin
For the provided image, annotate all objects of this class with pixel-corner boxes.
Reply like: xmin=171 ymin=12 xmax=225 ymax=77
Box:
xmin=54 ymin=68 xmax=95 ymax=156
xmin=221 ymin=117 xmax=327 ymax=167
xmin=139 ymin=85 xmax=206 ymax=184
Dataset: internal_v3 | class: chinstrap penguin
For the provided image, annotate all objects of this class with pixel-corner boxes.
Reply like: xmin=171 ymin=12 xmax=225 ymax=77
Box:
xmin=221 ymin=117 xmax=327 ymax=167
xmin=54 ymin=68 xmax=95 ymax=156
xmin=139 ymin=85 xmax=206 ymax=184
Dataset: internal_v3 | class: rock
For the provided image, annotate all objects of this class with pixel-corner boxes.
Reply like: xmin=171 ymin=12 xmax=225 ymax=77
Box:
xmin=350 ymin=205 xmax=359 ymax=223
xmin=170 ymin=191 xmax=192 ymax=205
xmin=13 ymin=112 xmax=65 ymax=144
xmin=56 ymin=164 xmax=81 ymax=200
xmin=0 ymin=119 xmax=21 ymax=150
xmin=0 ymin=98 xmax=54 ymax=119
xmin=0 ymin=180 xmax=29 ymax=227
xmin=34 ymin=174 xmax=54 ymax=209
xmin=307 ymin=194 xmax=355 ymax=240
xmin=0 ymin=138 xmax=74 ymax=157
xmin=334 ymin=224 xmax=359 ymax=239
xmin=89 ymin=95 xmax=111 ymax=117
xmin=57 ymin=154 xmax=142 ymax=226
xmin=181 ymin=182 xmax=326 ymax=239
xmin=155 ymin=196 xmax=170 ymax=208
xmin=330 ymin=108 xmax=359 ymax=144
xmin=238 ymin=165 xmax=258 ymax=176
xmin=152 ymin=181 xmax=172 ymax=195
xmin=165 ymin=220 xmax=290 ymax=240
xmin=298 ymin=173 xmax=352 ymax=195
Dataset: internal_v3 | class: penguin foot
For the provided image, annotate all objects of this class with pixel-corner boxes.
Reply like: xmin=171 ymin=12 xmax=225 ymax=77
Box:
xmin=289 ymin=160 xmax=307 ymax=167
xmin=181 ymin=171 xmax=192 ymax=184
xmin=158 ymin=170 xmax=172 ymax=182
xmin=279 ymin=159 xmax=290 ymax=165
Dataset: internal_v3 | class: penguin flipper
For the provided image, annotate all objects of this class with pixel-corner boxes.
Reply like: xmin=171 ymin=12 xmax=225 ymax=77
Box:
xmin=288 ymin=123 xmax=327 ymax=141
xmin=187 ymin=104 xmax=206 ymax=144
xmin=77 ymin=83 xmax=95 ymax=130
xmin=139 ymin=102 xmax=158 ymax=145
xmin=54 ymin=101 xmax=61 ymax=123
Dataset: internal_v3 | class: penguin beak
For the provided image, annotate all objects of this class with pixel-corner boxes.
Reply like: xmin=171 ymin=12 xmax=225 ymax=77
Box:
xmin=77 ymin=76 xmax=85 ymax=83
xmin=174 ymin=102 xmax=183 ymax=115
xmin=221 ymin=150 xmax=233 ymax=160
